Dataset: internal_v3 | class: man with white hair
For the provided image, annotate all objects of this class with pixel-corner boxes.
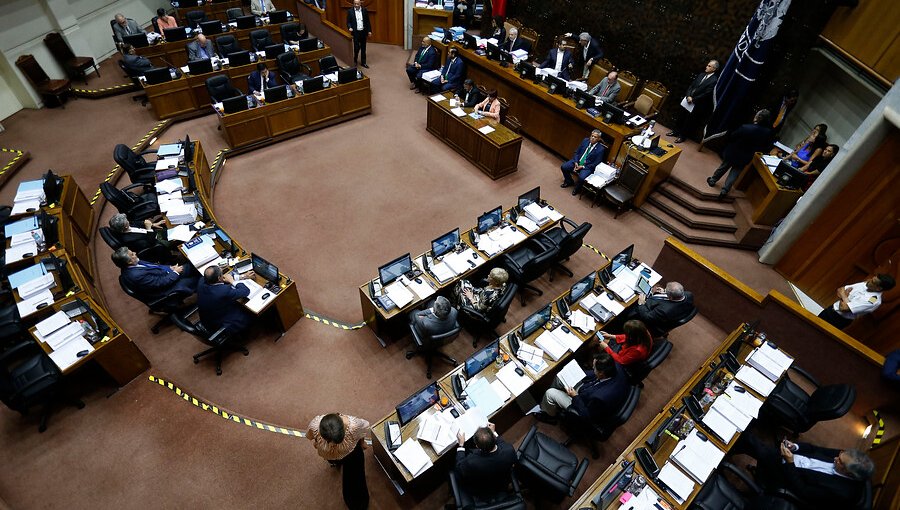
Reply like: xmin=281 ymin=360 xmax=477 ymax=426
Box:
xmin=502 ymin=27 xmax=531 ymax=54
xmin=667 ymin=59 xmax=720 ymax=143
xmin=625 ymin=281 xmax=695 ymax=337
xmin=575 ymin=32 xmax=603 ymax=79
xmin=108 ymin=213 xmax=171 ymax=255
xmin=409 ymin=296 xmax=458 ymax=339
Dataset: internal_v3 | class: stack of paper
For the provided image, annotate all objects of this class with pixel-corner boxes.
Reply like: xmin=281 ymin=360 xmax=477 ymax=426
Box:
xmin=515 ymin=343 xmax=548 ymax=374
xmin=429 ymin=261 xmax=455 ymax=282
xmin=557 ymin=359 xmax=587 ymax=389
xmin=416 ymin=410 xmax=456 ymax=454
xmin=157 ymin=142 xmax=183 ymax=159
xmin=384 ymin=280 xmax=415 ymax=309
xmin=429 ymin=93 xmax=446 ymax=102
xmin=670 ymin=429 xmax=725 ymax=483
xmin=393 ymin=439 xmax=433 ymax=477
xmin=551 ymin=326 xmax=582 ymax=351
xmin=167 ymin=224 xmax=195 ymax=243
xmin=478 ymin=126 xmax=495 ymax=135
xmin=33 ymin=311 xmax=93 ymax=370
xmin=155 ymin=157 xmax=180 ymax=171
xmin=620 ymin=485 xmax=661 ymax=510
xmin=465 ymin=377 xmax=505 ymax=416
xmin=523 ymin=202 xmax=549 ymax=225
xmin=48 ymin=336 xmax=93 ymax=371
xmin=166 ymin=202 xmax=198 ymax=225
xmin=12 ymin=179 xmax=44 ymax=214
xmin=585 ymin=162 xmax=618 ymax=189
xmin=184 ymin=241 xmax=218 ymax=268
xmin=734 ymin=365 xmax=777 ymax=396
xmin=724 ymin=382 xmax=764 ymax=418
xmin=450 ymin=107 xmax=466 ymax=117
xmin=606 ymin=276 xmax=636 ymax=302
xmin=658 ymin=462 xmax=695 ymax=503
xmin=155 ymin=178 xmax=183 ymax=194
xmin=567 ymin=309 xmax=596 ymax=333
xmin=17 ymin=289 xmax=54 ymax=317
xmin=709 ymin=395 xmax=753 ymax=431
xmin=18 ymin=272 xmax=54 ymax=299
xmin=422 ymin=70 xmax=441 ymax=81
xmin=534 ymin=330 xmax=567 ymax=361
xmin=496 ymin=362 xmax=530 ymax=396
xmin=242 ymin=279 xmax=274 ymax=313
xmin=762 ymin=154 xmax=782 ymax=170
xmin=407 ymin=278 xmax=435 ymax=301
xmin=633 ymin=263 xmax=663 ymax=286
xmin=6 ymin=241 xmax=38 ymax=263
xmin=443 ymin=250 xmax=482 ymax=275
xmin=515 ymin=216 xmax=539 ymax=233
xmin=451 ymin=407 xmax=487 ymax=441
xmin=746 ymin=345 xmax=793 ymax=381
xmin=701 ymin=407 xmax=738 ymax=443
xmin=8 ymin=263 xmax=46 ymax=290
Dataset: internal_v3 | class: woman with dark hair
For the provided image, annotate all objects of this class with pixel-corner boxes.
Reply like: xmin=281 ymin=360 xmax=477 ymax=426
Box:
xmin=802 ymin=143 xmax=838 ymax=190
xmin=786 ymin=132 xmax=826 ymax=169
xmin=307 ymin=412 xmax=370 ymax=509
xmin=490 ymin=16 xmax=506 ymax=42
xmin=771 ymin=123 xmax=827 ymax=157
xmin=474 ymin=89 xmax=501 ymax=120
xmin=597 ymin=320 xmax=653 ymax=365
xmin=156 ymin=8 xmax=178 ymax=32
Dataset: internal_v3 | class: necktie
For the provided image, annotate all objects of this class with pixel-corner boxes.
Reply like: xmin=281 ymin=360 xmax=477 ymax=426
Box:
xmin=579 ymin=144 xmax=594 ymax=165
xmin=443 ymin=59 xmax=452 ymax=79
xmin=260 ymin=0 xmax=266 ymax=12
xmin=125 ymin=24 xmax=132 ymax=35
xmin=602 ymin=82 xmax=610 ymax=97
xmin=199 ymin=45 xmax=208 ymax=59
xmin=416 ymin=48 xmax=424 ymax=63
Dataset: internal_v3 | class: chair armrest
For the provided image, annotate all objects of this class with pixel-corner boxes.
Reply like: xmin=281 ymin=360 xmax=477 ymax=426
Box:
xmin=559 ymin=217 xmax=578 ymax=230
xmin=460 ymin=305 xmax=488 ymax=324
xmin=127 ymin=201 xmax=161 ymax=220
xmin=301 ymin=63 xmax=312 ymax=75
xmin=208 ymin=326 xmax=230 ymax=345
xmin=516 ymin=425 xmax=538 ymax=459
xmin=280 ymin=71 xmax=292 ymax=83
xmin=787 ymin=365 xmax=820 ymax=388
xmin=772 ymin=487 xmax=805 ymax=506
xmin=645 ymin=112 xmax=658 ymax=121
xmin=568 ymin=458 xmax=590 ymax=496
xmin=122 ymin=182 xmax=155 ymax=194
xmin=449 ymin=470 xmax=463 ymax=506
xmin=510 ymin=470 xmax=522 ymax=496
xmin=621 ymin=100 xmax=635 ymax=109
xmin=0 ymin=340 xmax=38 ymax=363
xmin=719 ymin=462 xmax=762 ymax=495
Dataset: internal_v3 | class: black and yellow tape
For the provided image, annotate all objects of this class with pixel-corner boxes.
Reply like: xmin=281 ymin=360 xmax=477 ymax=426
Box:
xmin=210 ymin=149 xmax=228 ymax=173
xmin=90 ymin=121 xmax=170 ymax=205
xmin=583 ymin=243 xmax=610 ymax=261
xmin=872 ymin=409 xmax=885 ymax=445
xmin=0 ymin=147 xmax=27 ymax=177
xmin=304 ymin=309 xmax=366 ymax=330
xmin=72 ymin=83 xmax=137 ymax=96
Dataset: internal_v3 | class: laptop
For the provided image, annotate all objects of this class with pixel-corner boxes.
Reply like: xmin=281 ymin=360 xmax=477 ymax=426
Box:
xmin=635 ymin=275 xmax=651 ymax=296
xmin=222 ymin=95 xmax=249 ymax=114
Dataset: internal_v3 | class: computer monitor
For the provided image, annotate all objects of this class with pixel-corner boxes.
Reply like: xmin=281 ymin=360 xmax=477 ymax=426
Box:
xmin=773 ymin=160 xmax=806 ymax=189
xmin=222 ymin=95 xmax=249 ymax=114
xmin=646 ymin=406 xmax=685 ymax=452
xmin=545 ymin=74 xmax=568 ymax=96
xmin=236 ymin=15 xmax=257 ymax=30
xmin=431 ymin=228 xmax=459 ymax=258
xmin=42 ymin=169 xmax=63 ymax=206
xmin=521 ymin=304 xmax=552 ymax=338
xmin=600 ymin=100 xmax=627 ymax=124
xmin=464 ymin=340 xmax=499 ymax=379
xmin=574 ymin=88 xmax=594 ymax=109
xmin=264 ymin=43 xmax=285 ymax=60
xmin=517 ymin=187 xmax=540 ymax=210
xmin=396 ymin=382 xmax=440 ymax=426
xmin=183 ymin=134 xmax=194 ymax=163
xmin=164 ymin=27 xmax=189 ymax=42
xmin=302 ymin=75 xmax=325 ymax=94
xmin=568 ymin=272 xmax=595 ymax=304
xmin=518 ymin=61 xmax=537 ymax=81
xmin=297 ymin=37 xmax=319 ymax=52
xmin=54 ymin=255 xmax=75 ymax=292
xmin=598 ymin=266 xmax=613 ymax=287
xmin=592 ymin=461 xmax=635 ymax=510
xmin=144 ymin=67 xmax=173 ymax=85
xmin=227 ymin=50 xmax=252 ymax=67
xmin=486 ymin=42 xmax=501 ymax=61
xmin=199 ymin=20 xmax=223 ymax=35
xmin=610 ymin=244 xmax=634 ymax=273
xmin=268 ymin=10 xmax=289 ymax=24
xmin=264 ymin=85 xmax=289 ymax=103
xmin=39 ymin=211 xmax=59 ymax=248
xmin=122 ymin=33 xmax=149 ymax=48
xmin=251 ymin=253 xmax=279 ymax=283
xmin=476 ymin=206 xmax=502 ymax=234
xmin=338 ymin=67 xmax=359 ymax=84
xmin=187 ymin=58 xmax=213 ymax=75
xmin=378 ymin=253 xmax=412 ymax=286
xmin=462 ymin=33 xmax=478 ymax=50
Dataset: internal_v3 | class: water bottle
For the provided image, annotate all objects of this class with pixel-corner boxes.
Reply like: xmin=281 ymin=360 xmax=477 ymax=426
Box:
xmin=31 ymin=230 xmax=45 ymax=251
xmin=80 ymin=320 xmax=99 ymax=343
xmin=169 ymin=68 xmax=176 ymax=79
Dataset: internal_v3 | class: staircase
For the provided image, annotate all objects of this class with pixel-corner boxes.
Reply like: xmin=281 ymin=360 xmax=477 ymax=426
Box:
xmin=640 ymin=177 xmax=772 ymax=250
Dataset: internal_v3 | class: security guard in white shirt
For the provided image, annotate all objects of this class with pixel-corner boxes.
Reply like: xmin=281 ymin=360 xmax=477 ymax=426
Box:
xmin=818 ymin=273 xmax=895 ymax=329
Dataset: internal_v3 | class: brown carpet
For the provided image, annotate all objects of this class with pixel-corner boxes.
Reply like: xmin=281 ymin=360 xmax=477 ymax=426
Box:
xmin=0 ymin=43 xmax=817 ymax=509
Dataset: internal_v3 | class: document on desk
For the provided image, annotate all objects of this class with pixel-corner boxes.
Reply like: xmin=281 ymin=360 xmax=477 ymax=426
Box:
xmin=515 ymin=216 xmax=539 ymax=233
xmin=534 ymin=330 xmax=568 ymax=361
xmin=745 ymin=344 xmax=793 ymax=381
xmin=155 ymin=178 xmax=184 ymax=194
xmin=36 ymin=310 xmax=70 ymax=337
xmin=579 ymin=292 xmax=600 ymax=311
xmin=443 ymin=251 xmax=474 ymax=275
xmin=557 ymin=359 xmax=587 ymax=390
xmin=15 ymin=179 xmax=44 ymax=200
xmin=701 ymin=407 xmax=738 ymax=443
xmin=597 ymin=292 xmax=625 ymax=315
xmin=724 ymin=381 xmax=763 ymax=418
xmin=670 ymin=428 xmax=725 ymax=483
xmin=6 ymin=241 xmax=38 ymax=263
xmin=155 ymin=157 xmax=180 ymax=171
xmin=18 ymin=272 xmax=55 ymax=300
xmin=450 ymin=107 xmax=466 ymax=117
xmin=417 ymin=411 xmax=455 ymax=454
xmin=10 ymin=230 xmax=39 ymax=247
xmin=761 ymin=154 xmax=782 ymax=170
xmin=734 ymin=365 xmax=776 ymax=396
xmin=478 ymin=125 xmax=495 ymax=135
xmin=244 ymin=284 xmax=274 ymax=313
xmin=680 ymin=97 xmax=694 ymax=112
xmin=48 ymin=336 xmax=93 ymax=371
xmin=185 ymin=242 xmax=218 ymax=268
xmin=633 ymin=263 xmax=663 ymax=287
xmin=515 ymin=343 xmax=548 ymax=375
xmin=606 ymin=276 xmax=636 ymax=302
xmin=429 ymin=93 xmax=446 ymax=102
xmin=5 ymin=216 xmax=39 ymax=237
xmin=550 ymin=325 xmax=583 ymax=352
xmin=658 ymin=461 xmax=694 ymax=503
xmin=496 ymin=362 xmax=531 ymax=397
xmin=17 ymin=289 xmax=54 ymax=318
xmin=167 ymin=224 xmax=195 ymax=243
xmin=620 ymin=485 xmax=662 ymax=510
xmin=384 ymin=280 xmax=415 ymax=309
xmin=523 ymin=202 xmax=549 ymax=224
xmin=709 ymin=395 xmax=753 ymax=431
xmin=465 ymin=377 xmax=505 ymax=417
xmin=8 ymin=263 xmax=46 ymax=290
xmin=41 ymin=322 xmax=85 ymax=351
xmin=393 ymin=438 xmax=433 ymax=477
xmin=452 ymin=406 xmax=487 ymax=441
xmin=567 ymin=310 xmax=596 ymax=334
xmin=429 ymin=260 xmax=455 ymax=283
xmin=11 ymin=198 xmax=41 ymax=215
xmin=407 ymin=277 xmax=435 ymax=301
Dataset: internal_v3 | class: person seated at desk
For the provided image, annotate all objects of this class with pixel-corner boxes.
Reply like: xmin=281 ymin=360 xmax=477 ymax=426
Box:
xmin=538 ymin=40 xmax=574 ymax=81
xmin=560 ymin=129 xmax=605 ymax=196
xmin=785 ymin=132 xmax=826 ymax=170
xmin=574 ymin=32 xmax=603 ymax=80
xmin=770 ymin=123 xmax=827 ymax=158
xmin=502 ymin=27 xmax=531 ymax=55
xmin=108 ymin=213 xmax=171 ymax=253
xmin=282 ymin=23 xmax=309 ymax=45
xmin=587 ymin=70 xmax=620 ymax=105
xmin=453 ymin=268 xmax=508 ymax=313
xmin=248 ymin=63 xmax=278 ymax=96
xmin=198 ymin=265 xmax=254 ymax=335
xmin=473 ymin=89 xmax=502 ymax=121
xmin=801 ymin=143 xmax=838 ymax=190
xmin=187 ymin=34 xmax=217 ymax=62
xmin=489 ymin=16 xmax=505 ymax=43
xmin=427 ymin=47 xmax=464 ymax=94
xmin=113 ymin=13 xmax=142 ymax=46
xmin=457 ymin=79 xmax=483 ymax=108
xmin=455 ymin=423 xmax=517 ymax=499
xmin=536 ymin=351 xmax=629 ymax=424
xmin=733 ymin=433 xmax=875 ymax=509
xmin=409 ymin=296 xmax=458 ymax=338
xmin=624 ymin=281 xmax=694 ymax=338
xmin=121 ymin=44 xmax=154 ymax=75
xmin=156 ymin=8 xmax=178 ymax=33
xmin=406 ymin=36 xmax=439 ymax=91
xmin=251 ymin=0 xmax=276 ymax=16
xmin=597 ymin=320 xmax=653 ymax=366
xmin=112 ymin=247 xmax=198 ymax=301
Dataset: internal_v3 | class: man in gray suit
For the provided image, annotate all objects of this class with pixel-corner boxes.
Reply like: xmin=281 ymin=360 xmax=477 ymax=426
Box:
xmin=122 ymin=44 xmax=154 ymax=75
xmin=588 ymin=71 xmax=620 ymax=104
xmin=250 ymin=0 xmax=276 ymax=16
xmin=410 ymin=296 xmax=458 ymax=338
xmin=187 ymin=34 xmax=217 ymax=61
xmin=113 ymin=13 xmax=142 ymax=45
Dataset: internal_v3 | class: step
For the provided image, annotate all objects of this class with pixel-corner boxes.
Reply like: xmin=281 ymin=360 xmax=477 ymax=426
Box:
xmin=656 ymin=182 xmax=736 ymax=218
xmin=639 ymin=203 xmax=748 ymax=248
xmin=646 ymin=193 xmax=738 ymax=233
xmin=667 ymin=175 xmax=741 ymax=203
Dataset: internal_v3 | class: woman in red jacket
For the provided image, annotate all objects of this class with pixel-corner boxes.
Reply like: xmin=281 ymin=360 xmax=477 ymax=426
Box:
xmin=598 ymin=320 xmax=653 ymax=365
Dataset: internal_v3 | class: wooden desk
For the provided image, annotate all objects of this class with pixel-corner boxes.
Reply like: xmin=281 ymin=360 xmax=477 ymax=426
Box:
xmin=4 ymin=210 xmax=93 ymax=283
xmin=426 ymin=93 xmax=522 ymax=179
xmin=617 ymin=141 xmax=683 ymax=208
xmin=7 ymin=174 xmax=94 ymax=244
xmin=733 ymin=154 xmax=803 ymax=226
xmin=174 ymin=0 xmax=242 ymax=25
xmin=217 ymin=76 xmax=372 ymax=148
xmin=412 ymin=7 xmax=452 ymax=38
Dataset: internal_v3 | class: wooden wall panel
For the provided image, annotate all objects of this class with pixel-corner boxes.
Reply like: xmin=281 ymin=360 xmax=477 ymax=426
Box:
xmin=325 ymin=0 xmax=403 ymax=45
xmin=821 ymin=0 xmax=900 ymax=84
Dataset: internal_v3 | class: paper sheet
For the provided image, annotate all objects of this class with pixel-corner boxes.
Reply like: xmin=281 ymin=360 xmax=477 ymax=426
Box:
xmin=35 ymin=310 xmax=70 ymax=337
xmin=384 ymin=280 xmax=415 ymax=309
xmin=478 ymin=126 xmax=495 ymax=135
xmin=18 ymin=272 xmax=55 ymax=299
xmin=710 ymin=396 xmax=753 ymax=431
xmin=11 ymin=198 xmax=41 ymax=215
xmin=701 ymin=407 xmax=738 ymax=443
xmin=465 ymin=377 xmax=505 ymax=417
xmin=515 ymin=216 xmax=539 ymax=233
xmin=496 ymin=362 xmax=531 ymax=397
xmin=567 ymin=309 xmax=596 ymax=333
xmin=557 ymin=359 xmax=587 ymax=389
xmin=680 ymin=96 xmax=694 ymax=112
xmin=534 ymin=330 xmax=567 ymax=361
xmin=167 ymin=224 xmax=195 ymax=242
xmin=734 ymin=365 xmax=777 ymax=396
xmin=724 ymin=381 xmax=764 ymax=418
xmin=430 ymin=94 xmax=446 ymax=101
xmin=48 ymin=336 xmax=93 ymax=371
xmin=6 ymin=241 xmax=38 ymax=262
xmin=658 ymin=461 xmax=695 ymax=503
xmin=393 ymin=439 xmax=433 ymax=477
xmin=451 ymin=107 xmax=466 ymax=117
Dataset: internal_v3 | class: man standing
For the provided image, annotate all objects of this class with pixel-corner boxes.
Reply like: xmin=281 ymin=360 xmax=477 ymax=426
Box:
xmin=574 ymin=32 xmax=603 ymax=79
xmin=455 ymin=423 xmax=517 ymax=498
xmin=307 ymin=413 xmax=371 ymax=509
xmin=537 ymin=352 xmax=629 ymax=423
xmin=428 ymin=47 xmax=464 ymax=93
xmin=112 ymin=14 xmax=142 ymax=46
xmin=818 ymin=274 xmax=895 ymax=330
xmin=707 ymin=109 xmax=774 ymax=198
xmin=406 ymin=37 xmax=439 ymax=90
xmin=457 ymin=79 xmax=483 ymax=107
xmin=538 ymin=40 xmax=574 ymax=81
xmin=560 ymin=129 xmax=606 ymax=196
xmin=346 ymin=0 xmax=371 ymax=68
xmin=198 ymin=266 xmax=255 ymax=336
xmin=587 ymin=70 xmax=620 ymax=104
xmin=625 ymin=281 xmax=694 ymax=337
xmin=187 ymin=34 xmax=216 ymax=62
xmin=667 ymin=59 xmax=719 ymax=143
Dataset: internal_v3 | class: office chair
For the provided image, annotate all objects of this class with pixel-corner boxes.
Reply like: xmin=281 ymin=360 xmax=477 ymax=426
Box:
xmin=101 ymin=182 xmax=160 ymax=222
xmin=226 ymin=7 xmax=244 ymax=21
xmin=599 ymin=158 xmax=648 ymax=218
xmin=758 ymin=365 xmax=856 ymax=434
xmin=516 ymin=425 xmax=589 ymax=502
xmin=15 ymin=54 xmax=71 ymax=108
xmin=113 ymin=143 xmax=157 ymax=185
xmin=250 ymin=29 xmax=275 ymax=52
xmin=110 ymin=19 xmax=119 ymax=48
xmin=449 ymin=469 xmax=526 ymax=510
xmin=280 ymin=23 xmax=307 ymax=44
xmin=623 ymin=93 xmax=659 ymax=121
xmin=216 ymin=35 xmax=242 ymax=56
xmin=151 ymin=16 xmax=161 ymax=34
xmin=405 ymin=319 xmax=461 ymax=379
xmin=318 ymin=55 xmax=340 ymax=74
xmin=99 ymin=227 xmax=174 ymax=265
xmin=185 ymin=10 xmax=208 ymax=29
xmin=171 ymin=310 xmax=248 ymax=376
xmin=205 ymin=75 xmax=243 ymax=103
xmin=537 ymin=218 xmax=592 ymax=280
xmin=276 ymin=52 xmax=312 ymax=83
xmin=690 ymin=462 xmax=800 ymax=510
xmin=615 ymin=70 xmax=639 ymax=104
xmin=658 ymin=303 xmax=697 ymax=338
xmin=0 ymin=340 xmax=85 ymax=433
xmin=459 ymin=282 xmax=518 ymax=347
xmin=561 ymin=384 xmax=641 ymax=459
xmin=0 ymin=305 xmax=27 ymax=350
xmin=501 ymin=239 xmax=559 ymax=306
xmin=118 ymin=274 xmax=193 ymax=334
xmin=43 ymin=32 xmax=98 ymax=85
xmin=624 ymin=338 xmax=672 ymax=387
xmin=117 ymin=60 xmax=148 ymax=106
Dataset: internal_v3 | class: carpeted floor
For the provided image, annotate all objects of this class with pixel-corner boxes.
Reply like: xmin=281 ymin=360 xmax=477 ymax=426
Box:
xmin=0 ymin=42 xmax=829 ymax=510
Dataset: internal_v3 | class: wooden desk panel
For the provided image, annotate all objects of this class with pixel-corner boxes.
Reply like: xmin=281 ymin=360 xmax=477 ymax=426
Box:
xmin=136 ymin=21 xmax=290 ymax=68
xmin=412 ymin=7 xmax=452 ymax=37
xmin=735 ymin=155 xmax=802 ymax=226
xmin=175 ymin=0 xmax=243 ymax=25
xmin=618 ymin=142 xmax=683 ymax=208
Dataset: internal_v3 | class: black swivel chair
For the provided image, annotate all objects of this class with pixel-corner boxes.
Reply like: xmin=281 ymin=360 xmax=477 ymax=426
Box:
xmin=690 ymin=462 xmax=800 ymax=510
xmin=516 ymin=425 xmax=589 ymax=502
xmin=318 ymin=55 xmax=340 ymax=74
xmin=280 ymin=22 xmax=306 ymax=43
xmin=0 ymin=305 xmax=27 ymax=349
xmin=113 ymin=143 xmax=157 ymax=185
xmin=117 ymin=60 xmax=148 ymax=106
xmin=118 ymin=274 xmax=193 ymax=334
xmin=600 ymin=160 xmax=648 ymax=218
xmin=405 ymin=319 xmax=461 ymax=379
xmin=624 ymin=338 xmax=672 ymax=387
xmin=99 ymin=227 xmax=173 ymax=265
xmin=101 ymin=182 xmax=160 ymax=222
xmin=0 ymin=340 xmax=84 ymax=432
xmin=216 ymin=35 xmax=242 ymax=56
xmin=171 ymin=311 xmax=248 ymax=376
xmin=226 ymin=7 xmax=244 ymax=21
xmin=276 ymin=52 xmax=312 ymax=83
xmin=501 ymin=239 xmax=559 ymax=306
xmin=205 ymin=75 xmax=243 ymax=103
xmin=538 ymin=218 xmax=592 ymax=280
xmin=561 ymin=384 xmax=641 ymax=459
xmin=185 ymin=10 xmax=208 ymax=29
xmin=250 ymin=29 xmax=275 ymax=52
xmin=659 ymin=302 xmax=698 ymax=338
xmin=759 ymin=365 xmax=856 ymax=434
xmin=449 ymin=469 xmax=526 ymax=510
xmin=459 ymin=282 xmax=518 ymax=347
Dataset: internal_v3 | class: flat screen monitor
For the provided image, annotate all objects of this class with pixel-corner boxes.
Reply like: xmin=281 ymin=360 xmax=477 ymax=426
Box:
xmin=517 ymin=186 xmax=540 ymax=210
xmin=521 ymin=304 xmax=552 ymax=338
xmin=646 ymin=406 xmax=685 ymax=453
xmin=297 ymin=37 xmax=319 ymax=52
xmin=199 ymin=20 xmax=223 ymax=35
xmin=164 ymin=27 xmax=189 ymax=42
xmin=187 ymin=58 xmax=213 ymax=75
xmin=264 ymin=43 xmax=285 ymax=60
xmin=574 ymin=88 xmax=594 ymax=109
xmin=268 ymin=10 xmax=288 ymax=24
xmin=601 ymin=100 xmax=627 ymax=124
xmin=546 ymin=74 xmax=568 ymax=95
xmin=144 ymin=67 xmax=173 ymax=85
xmin=463 ymin=33 xmax=478 ymax=50
xmin=690 ymin=364 xmax=723 ymax=400
xmin=486 ymin=42 xmax=501 ymax=61
xmin=431 ymin=228 xmax=459 ymax=258
xmin=396 ymin=382 xmax=440 ymax=426
xmin=598 ymin=266 xmax=613 ymax=287
xmin=464 ymin=340 xmax=499 ymax=379
xmin=378 ymin=253 xmax=412 ymax=286
xmin=122 ymin=33 xmax=149 ymax=48
xmin=264 ymin=85 xmax=289 ymax=103
xmin=338 ymin=67 xmax=359 ymax=83
xmin=227 ymin=50 xmax=251 ymax=67
xmin=302 ymin=75 xmax=324 ymax=94
xmin=518 ymin=61 xmax=536 ymax=81
xmin=222 ymin=95 xmax=249 ymax=113
xmin=476 ymin=206 xmax=502 ymax=234
xmin=568 ymin=272 xmax=595 ymax=304
xmin=236 ymin=15 xmax=257 ymax=30
xmin=773 ymin=160 xmax=806 ymax=189
xmin=610 ymin=244 xmax=634 ymax=273
xmin=43 ymin=170 xmax=63 ymax=206
xmin=592 ymin=461 xmax=636 ymax=510
xmin=251 ymin=252 xmax=279 ymax=283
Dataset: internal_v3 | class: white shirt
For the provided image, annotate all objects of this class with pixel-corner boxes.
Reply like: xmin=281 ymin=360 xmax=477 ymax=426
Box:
xmin=792 ymin=455 xmax=850 ymax=478
xmin=354 ymin=8 xmax=364 ymax=30
xmin=831 ymin=281 xmax=882 ymax=319
xmin=554 ymin=50 xmax=564 ymax=72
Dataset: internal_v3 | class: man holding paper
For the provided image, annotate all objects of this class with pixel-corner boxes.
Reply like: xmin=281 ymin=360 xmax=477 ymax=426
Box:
xmin=666 ymin=59 xmax=719 ymax=143
xmin=455 ymin=423 xmax=517 ymax=498
xmin=559 ymin=129 xmax=606 ymax=196
xmin=108 ymin=213 xmax=172 ymax=257
xmin=537 ymin=352 xmax=628 ymax=423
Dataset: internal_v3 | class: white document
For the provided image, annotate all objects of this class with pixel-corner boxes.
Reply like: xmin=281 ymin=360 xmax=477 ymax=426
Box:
xmin=429 ymin=261 xmax=455 ymax=282
xmin=597 ymin=290 xmax=626 ymax=315
xmin=633 ymin=263 xmax=663 ymax=287
xmin=515 ymin=343 xmax=548 ymax=374
xmin=15 ymin=180 xmax=44 ymax=201
xmin=451 ymin=107 xmax=466 ymax=117
xmin=393 ymin=439 xmax=433 ymax=477
xmin=515 ymin=216 xmax=539 ymax=233
xmin=166 ymin=202 xmax=198 ymax=225
xmin=155 ymin=157 xmax=180 ymax=171
xmin=17 ymin=289 xmax=54 ymax=318
xmin=746 ymin=345 xmax=793 ymax=381
xmin=465 ymin=377 xmax=505 ymax=417
xmin=671 ymin=428 xmax=725 ymax=483
xmin=443 ymin=251 xmax=475 ymax=275
xmin=490 ymin=379 xmax=511 ymax=402
xmin=658 ymin=462 xmax=695 ymax=503
xmin=155 ymin=178 xmax=183 ymax=194
xmin=710 ymin=395 xmax=753 ymax=431
xmin=416 ymin=411 xmax=455 ymax=454
xmin=452 ymin=406 xmax=487 ymax=441
xmin=407 ymin=278 xmax=435 ymax=301
xmin=534 ymin=330 xmax=567 ymax=361
xmin=734 ymin=365 xmax=777 ymax=396
xmin=551 ymin=326 xmax=583 ymax=352
xmin=724 ymin=381 xmax=764 ymax=418
xmin=11 ymin=198 xmax=41 ymax=215
xmin=167 ymin=224 xmax=195 ymax=242
xmin=430 ymin=93 xmax=447 ymax=101
xmin=244 ymin=284 xmax=274 ymax=313
xmin=422 ymin=70 xmax=441 ymax=81
xmin=384 ymin=280 xmax=415 ymax=309
xmin=523 ymin=202 xmax=549 ymax=224
xmin=448 ymin=98 xmax=458 ymax=107
xmin=7 ymin=241 xmax=38 ymax=262
xmin=701 ymin=407 xmax=738 ymax=443
xmin=557 ymin=359 xmax=587 ymax=389
xmin=496 ymin=362 xmax=531 ymax=397
xmin=680 ymin=96 xmax=695 ymax=112
xmin=761 ymin=154 xmax=782 ymax=169
xmin=42 ymin=322 xmax=85 ymax=350
xmin=185 ymin=242 xmax=218 ymax=268
xmin=568 ymin=310 xmax=596 ymax=333
xmin=478 ymin=126 xmax=495 ymax=135
xmin=579 ymin=292 xmax=600 ymax=311
xmin=621 ymin=486 xmax=661 ymax=510
xmin=774 ymin=141 xmax=793 ymax=153
xmin=18 ymin=272 xmax=55 ymax=300
xmin=11 ymin=231 xmax=38 ymax=247
xmin=607 ymin=278 xmax=636 ymax=302
xmin=36 ymin=310 xmax=70 ymax=337
xmin=48 ymin=336 xmax=93 ymax=371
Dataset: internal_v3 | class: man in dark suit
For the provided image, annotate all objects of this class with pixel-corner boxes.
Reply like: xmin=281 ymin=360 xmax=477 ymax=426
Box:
xmin=457 ymin=79 xmax=483 ymax=107
xmin=187 ymin=34 xmax=216 ymax=61
xmin=108 ymin=213 xmax=171 ymax=255
xmin=452 ymin=0 xmax=475 ymax=29
xmin=502 ymin=27 xmax=531 ymax=55
xmin=667 ymin=59 xmax=720 ymax=143
xmin=409 ymin=296 xmax=457 ymax=339
xmin=121 ymin=44 xmax=154 ymax=75
xmin=707 ymin=109 xmax=775 ymax=198
xmin=625 ymin=281 xmax=695 ymax=337
xmin=406 ymin=37 xmax=439 ymax=90
xmin=346 ymin=0 xmax=371 ymax=68
xmin=247 ymin=63 xmax=278 ymax=95
xmin=538 ymin=351 xmax=629 ymax=423
xmin=538 ymin=40 xmax=574 ymax=81
xmin=112 ymin=247 xmax=198 ymax=302
xmin=428 ymin=47 xmax=464 ymax=94
xmin=573 ymin=32 xmax=603 ymax=79
xmin=198 ymin=265 xmax=255 ymax=335
xmin=455 ymin=423 xmax=517 ymax=499
xmin=113 ymin=14 xmax=142 ymax=45
xmin=560 ymin=129 xmax=606 ymax=196
xmin=735 ymin=433 xmax=874 ymax=509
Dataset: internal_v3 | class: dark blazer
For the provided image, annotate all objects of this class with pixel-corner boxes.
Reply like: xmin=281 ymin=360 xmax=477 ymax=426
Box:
xmin=122 ymin=262 xmax=198 ymax=301
xmin=410 ymin=45 xmax=439 ymax=72
xmin=722 ymin=123 xmax=775 ymax=166
xmin=187 ymin=40 xmax=217 ymax=61
xmin=198 ymin=281 xmax=253 ymax=334
xmin=437 ymin=57 xmax=464 ymax=89
xmin=123 ymin=53 xmax=153 ymax=74
xmin=247 ymin=70 xmax=278 ymax=94
xmin=490 ymin=26 xmax=506 ymax=43
xmin=540 ymin=48 xmax=574 ymax=81
xmin=455 ymin=437 xmax=517 ymax=498
xmin=346 ymin=7 xmax=371 ymax=33
xmin=574 ymin=38 xmax=603 ymax=72
xmin=778 ymin=443 xmax=867 ymax=508
xmin=411 ymin=306 xmax=458 ymax=338
xmin=113 ymin=19 xmax=142 ymax=43
xmin=628 ymin=291 xmax=695 ymax=337
xmin=569 ymin=137 xmax=606 ymax=173
xmin=685 ymin=72 xmax=718 ymax=106
xmin=459 ymin=86 xmax=484 ymax=108
xmin=502 ymin=37 xmax=531 ymax=54
xmin=571 ymin=363 xmax=630 ymax=422
xmin=120 ymin=229 xmax=159 ymax=253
